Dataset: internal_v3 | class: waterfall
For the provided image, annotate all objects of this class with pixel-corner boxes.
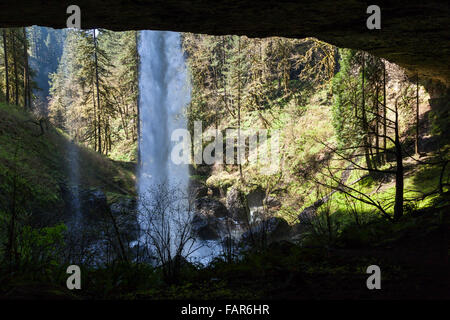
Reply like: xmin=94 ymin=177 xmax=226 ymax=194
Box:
xmin=137 ymin=30 xmax=192 ymax=263
xmin=138 ymin=30 xmax=190 ymax=194
xmin=138 ymin=30 xmax=220 ymax=265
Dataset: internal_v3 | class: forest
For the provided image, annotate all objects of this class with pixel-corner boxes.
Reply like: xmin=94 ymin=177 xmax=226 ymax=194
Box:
xmin=0 ymin=26 xmax=448 ymax=300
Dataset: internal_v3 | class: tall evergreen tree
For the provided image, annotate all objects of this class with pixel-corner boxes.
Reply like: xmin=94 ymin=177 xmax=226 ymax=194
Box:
xmin=2 ymin=29 xmax=9 ymax=103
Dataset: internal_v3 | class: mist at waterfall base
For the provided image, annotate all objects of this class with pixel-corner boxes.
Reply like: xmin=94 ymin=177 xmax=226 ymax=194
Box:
xmin=137 ymin=30 xmax=221 ymax=266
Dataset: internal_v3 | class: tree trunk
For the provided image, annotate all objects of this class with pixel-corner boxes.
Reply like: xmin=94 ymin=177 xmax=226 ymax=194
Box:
xmin=93 ymin=30 xmax=102 ymax=153
xmin=393 ymin=100 xmax=404 ymax=221
xmin=109 ymin=123 xmax=112 ymax=153
xmin=375 ymin=85 xmax=380 ymax=166
xmin=361 ymin=53 xmax=373 ymax=171
xmin=118 ymin=105 xmax=129 ymax=140
xmin=237 ymin=36 xmax=243 ymax=181
xmin=135 ymin=30 xmax=141 ymax=165
xmin=222 ymin=36 xmax=232 ymax=118
xmin=283 ymin=61 xmax=288 ymax=94
xmin=12 ymin=30 xmax=19 ymax=106
xmin=2 ymin=29 xmax=9 ymax=104
xmin=415 ymin=73 xmax=420 ymax=155
xmin=383 ymin=61 xmax=387 ymax=162
xmin=22 ymin=27 xmax=30 ymax=109
xmin=92 ymin=85 xmax=97 ymax=152
xmin=104 ymin=124 xmax=108 ymax=155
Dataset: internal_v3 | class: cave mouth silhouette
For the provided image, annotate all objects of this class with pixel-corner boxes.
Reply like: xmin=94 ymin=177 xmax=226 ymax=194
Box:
xmin=0 ymin=1 xmax=449 ymax=86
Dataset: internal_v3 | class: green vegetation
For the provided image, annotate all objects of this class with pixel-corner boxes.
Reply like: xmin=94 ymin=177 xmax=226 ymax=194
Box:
xmin=183 ymin=34 xmax=448 ymax=223
xmin=0 ymin=102 xmax=136 ymax=203
xmin=48 ymin=29 xmax=139 ymax=160
xmin=0 ymin=102 xmax=136 ymax=291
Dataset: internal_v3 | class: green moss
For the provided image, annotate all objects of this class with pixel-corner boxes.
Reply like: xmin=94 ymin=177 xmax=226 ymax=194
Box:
xmin=0 ymin=103 xmax=136 ymax=219
xmin=206 ymin=171 xmax=238 ymax=190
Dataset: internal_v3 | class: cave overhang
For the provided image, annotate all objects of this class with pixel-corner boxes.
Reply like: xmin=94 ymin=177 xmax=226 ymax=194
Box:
xmin=0 ymin=0 xmax=449 ymax=85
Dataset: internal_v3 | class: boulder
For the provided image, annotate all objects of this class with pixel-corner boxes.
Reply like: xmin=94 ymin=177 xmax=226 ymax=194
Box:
xmin=110 ymin=196 xmax=137 ymax=216
xmin=191 ymin=213 xmax=220 ymax=240
xmin=188 ymin=177 xmax=208 ymax=198
xmin=247 ymin=188 xmax=267 ymax=222
xmin=109 ymin=196 xmax=139 ymax=241
xmin=242 ymin=216 xmax=291 ymax=244
xmin=225 ymin=187 xmax=248 ymax=222
xmin=191 ymin=198 xmax=244 ymax=241
xmin=298 ymin=204 xmax=317 ymax=223
xmin=207 ymin=186 xmax=222 ymax=197
xmin=79 ymin=189 xmax=109 ymax=220
xmin=266 ymin=195 xmax=281 ymax=209
xmin=267 ymin=240 xmax=297 ymax=255
xmin=194 ymin=197 xmax=229 ymax=218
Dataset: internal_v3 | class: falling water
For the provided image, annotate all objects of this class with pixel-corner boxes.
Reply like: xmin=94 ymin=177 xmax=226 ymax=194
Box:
xmin=138 ymin=30 xmax=190 ymax=195
xmin=138 ymin=30 xmax=221 ymax=265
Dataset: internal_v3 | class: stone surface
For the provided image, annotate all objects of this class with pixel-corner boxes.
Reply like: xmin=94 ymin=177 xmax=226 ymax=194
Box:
xmin=79 ymin=189 xmax=109 ymax=220
xmin=69 ymin=188 xmax=140 ymax=243
xmin=247 ymin=188 xmax=265 ymax=219
xmin=0 ymin=1 xmax=448 ymax=85
xmin=191 ymin=213 xmax=220 ymax=240
xmin=192 ymin=196 xmax=246 ymax=241
xmin=242 ymin=216 xmax=291 ymax=244
xmin=194 ymin=196 xmax=229 ymax=218
xmin=225 ymin=187 xmax=248 ymax=222
xmin=188 ymin=176 xmax=208 ymax=198
xmin=109 ymin=196 xmax=140 ymax=241
xmin=109 ymin=196 xmax=136 ymax=215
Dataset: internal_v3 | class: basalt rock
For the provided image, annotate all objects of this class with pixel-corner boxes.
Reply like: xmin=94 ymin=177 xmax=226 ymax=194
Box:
xmin=225 ymin=187 xmax=248 ymax=222
xmin=247 ymin=188 xmax=265 ymax=219
xmin=191 ymin=214 xmax=220 ymax=240
xmin=79 ymin=189 xmax=109 ymax=221
xmin=194 ymin=196 xmax=229 ymax=218
xmin=192 ymin=196 xmax=248 ymax=241
xmin=242 ymin=216 xmax=291 ymax=244
xmin=109 ymin=196 xmax=140 ymax=241
xmin=192 ymin=196 xmax=231 ymax=240
xmin=188 ymin=175 xmax=208 ymax=198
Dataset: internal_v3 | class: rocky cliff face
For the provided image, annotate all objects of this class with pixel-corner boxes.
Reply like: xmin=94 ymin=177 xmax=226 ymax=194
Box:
xmin=1 ymin=1 xmax=448 ymax=85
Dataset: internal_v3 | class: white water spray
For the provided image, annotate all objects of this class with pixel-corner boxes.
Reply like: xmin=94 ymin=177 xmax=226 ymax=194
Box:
xmin=137 ymin=30 xmax=221 ymax=265
xmin=138 ymin=30 xmax=190 ymax=193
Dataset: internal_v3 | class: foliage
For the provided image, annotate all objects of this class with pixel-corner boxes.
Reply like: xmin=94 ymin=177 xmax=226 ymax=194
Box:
xmin=48 ymin=29 xmax=139 ymax=159
xmin=15 ymin=224 xmax=66 ymax=276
